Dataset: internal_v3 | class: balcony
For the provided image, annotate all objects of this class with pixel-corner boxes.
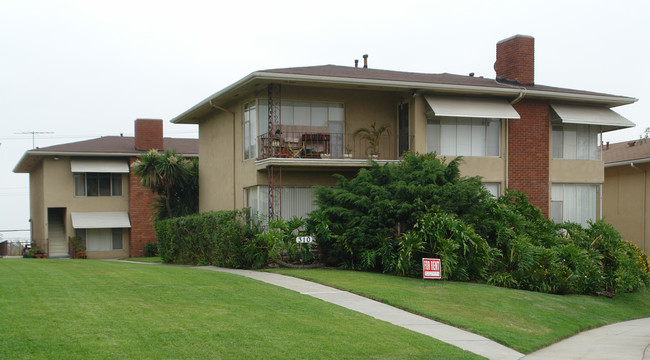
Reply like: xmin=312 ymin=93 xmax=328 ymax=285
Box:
xmin=257 ymin=131 xmax=412 ymax=161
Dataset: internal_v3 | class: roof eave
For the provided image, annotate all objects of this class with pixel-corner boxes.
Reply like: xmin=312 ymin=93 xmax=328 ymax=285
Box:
xmin=13 ymin=150 xmax=198 ymax=173
xmin=170 ymin=71 xmax=637 ymax=124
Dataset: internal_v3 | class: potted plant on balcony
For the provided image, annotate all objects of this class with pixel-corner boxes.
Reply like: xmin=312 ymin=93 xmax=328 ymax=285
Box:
xmin=344 ymin=144 xmax=353 ymax=158
xmin=354 ymin=122 xmax=390 ymax=159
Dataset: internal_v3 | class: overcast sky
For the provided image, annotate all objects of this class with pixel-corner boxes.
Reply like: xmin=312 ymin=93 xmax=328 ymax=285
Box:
xmin=1 ymin=0 xmax=649 ymax=240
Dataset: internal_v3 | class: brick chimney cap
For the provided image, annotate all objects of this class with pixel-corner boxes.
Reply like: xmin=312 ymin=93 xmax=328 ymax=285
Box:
xmin=497 ymin=34 xmax=534 ymax=45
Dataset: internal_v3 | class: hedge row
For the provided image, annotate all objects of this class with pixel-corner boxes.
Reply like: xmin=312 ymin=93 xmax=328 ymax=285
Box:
xmin=155 ymin=210 xmax=263 ymax=268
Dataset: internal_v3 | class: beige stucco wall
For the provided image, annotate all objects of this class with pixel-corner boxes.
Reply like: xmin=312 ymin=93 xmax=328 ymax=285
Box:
xmin=29 ymin=162 xmax=45 ymax=250
xmin=198 ymin=109 xmax=236 ymax=212
xmin=550 ymin=159 xmax=604 ymax=184
xmin=603 ymin=163 xmax=650 ymax=256
xmin=33 ymin=156 xmax=130 ymax=258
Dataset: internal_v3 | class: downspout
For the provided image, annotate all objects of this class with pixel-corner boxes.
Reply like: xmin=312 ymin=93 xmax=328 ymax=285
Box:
xmin=630 ymin=162 xmax=647 ymax=253
xmin=509 ymin=88 xmax=527 ymax=105
xmin=209 ymin=100 xmax=237 ymax=210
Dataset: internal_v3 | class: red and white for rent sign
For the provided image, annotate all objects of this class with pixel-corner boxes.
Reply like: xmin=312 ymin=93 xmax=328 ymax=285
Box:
xmin=422 ymin=258 xmax=442 ymax=279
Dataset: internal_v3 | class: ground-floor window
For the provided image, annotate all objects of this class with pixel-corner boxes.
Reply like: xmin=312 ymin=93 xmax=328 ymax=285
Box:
xmin=551 ymin=184 xmax=598 ymax=226
xmin=244 ymin=186 xmax=317 ymax=220
xmin=483 ymin=183 xmax=500 ymax=198
xmin=75 ymin=228 xmax=124 ymax=251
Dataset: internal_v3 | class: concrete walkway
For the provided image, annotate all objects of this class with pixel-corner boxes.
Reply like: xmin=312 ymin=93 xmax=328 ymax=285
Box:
xmin=521 ymin=317 xmax=650 ymax=360
xmin=198 ymin=266 xmax=524 ymax=360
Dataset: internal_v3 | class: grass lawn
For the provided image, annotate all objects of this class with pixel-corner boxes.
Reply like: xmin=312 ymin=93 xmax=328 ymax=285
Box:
xmin=270 ymin=268 xmax=650 ymax=353
xmin=0 ymin=259 xmax=482 ymax=360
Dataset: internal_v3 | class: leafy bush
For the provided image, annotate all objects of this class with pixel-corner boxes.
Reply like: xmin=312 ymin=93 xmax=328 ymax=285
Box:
xmin=307 ymin=152 xmax=649 ymax=296
xmin=395 ymin=210 xmax=493 ymax=281
xmin=307 ymin=152 xmax=492 ymax=271
xmin=143 ymin=241 xmax=158 ymax=257
xmin=156 ymin=210 xmax=263 ymax=268
xmin=155 ymin=211 xmax=317 ymax=269
xmin=257 ymin=217 xmax=316 ymax=266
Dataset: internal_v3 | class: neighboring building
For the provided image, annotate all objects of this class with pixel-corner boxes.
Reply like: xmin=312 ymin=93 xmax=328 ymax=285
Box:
xmin=603 ymin=139 xmax=650 ymax=256
xmin=171 ymin=35 xmax=636 ymax=227
xmin=13 ymin=119 xmax=198 ymax=259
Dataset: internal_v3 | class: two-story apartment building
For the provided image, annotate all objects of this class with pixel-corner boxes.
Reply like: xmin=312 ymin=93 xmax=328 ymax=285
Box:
xmin=171 ymin=35 xmax=636 ymax=226
xmin=13 ymin=119 xmax=198 ymax=259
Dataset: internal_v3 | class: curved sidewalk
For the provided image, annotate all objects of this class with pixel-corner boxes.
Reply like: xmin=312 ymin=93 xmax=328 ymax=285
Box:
xmin=198 ymin=266 xmax=523 ymax=360
xmin=521 ymin=317 xmax=650 ymax=360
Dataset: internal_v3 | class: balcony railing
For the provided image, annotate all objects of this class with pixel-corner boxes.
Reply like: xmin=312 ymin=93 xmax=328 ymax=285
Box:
xmin=257 ymin=131 xmax=412 ymax=161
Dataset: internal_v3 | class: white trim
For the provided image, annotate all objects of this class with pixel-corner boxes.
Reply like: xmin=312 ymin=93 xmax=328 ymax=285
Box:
xmin=71 ymin=212 xmax=131 ymax=229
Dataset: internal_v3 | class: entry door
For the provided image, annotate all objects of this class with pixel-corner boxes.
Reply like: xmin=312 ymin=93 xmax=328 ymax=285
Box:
xmin=398 ymin=103 xmax=409 ymax=156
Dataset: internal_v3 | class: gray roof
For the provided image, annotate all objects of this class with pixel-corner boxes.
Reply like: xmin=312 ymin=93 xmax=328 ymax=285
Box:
xmin=13 ymin=136 xmax=198 ymax=173
xmin=172 ymin=64 xmax=637 ymax=124
xmin=603 ymin=139 xmax=650 ymax=165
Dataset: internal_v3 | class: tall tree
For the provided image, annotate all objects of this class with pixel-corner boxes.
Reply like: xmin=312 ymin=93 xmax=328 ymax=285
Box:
xmin=131 ymin=149 xmax=198 ymax=219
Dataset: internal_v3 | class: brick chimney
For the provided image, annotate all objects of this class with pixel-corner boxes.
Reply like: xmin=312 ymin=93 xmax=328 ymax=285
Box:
xmin=495 ymin=35 xmax=535 ymax=86
xmin=134 ymin=119 xmax=164 ymax=151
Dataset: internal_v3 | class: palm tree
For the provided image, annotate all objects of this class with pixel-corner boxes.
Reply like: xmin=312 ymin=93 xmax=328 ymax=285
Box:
xmin=131 ymin=149 xmax=196 ymax=219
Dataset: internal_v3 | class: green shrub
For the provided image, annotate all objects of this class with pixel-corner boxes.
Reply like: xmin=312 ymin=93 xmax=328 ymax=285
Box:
xmin=307 ymin=152 xmax=492 ymax=270
xmin=155 ymin=210 xmax=263 ymax=268
xmin=306 ymin=152 xmax=649 ymax=296
xmin=143 ymin=240 xmax=158 ymax=257
xmin=398 ymin=210 xmax=493 ymax=281
xmin=257 ymin=217 xmax=315 ymax=266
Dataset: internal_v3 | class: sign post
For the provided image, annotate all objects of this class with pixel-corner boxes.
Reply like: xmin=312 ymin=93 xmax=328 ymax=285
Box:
xmin=422 ymin=258 xmax=442 ymax=280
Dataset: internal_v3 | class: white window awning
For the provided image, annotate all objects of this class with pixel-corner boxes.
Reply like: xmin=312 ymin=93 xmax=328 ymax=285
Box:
xmin=71 ymin=212 xmax=131 ymax=229
xmin=551 ymin=103 xmax=635 ymax=132
xmin=70 ymin=159 xmax=130 ymax=173
xmin=425 ymin=95 xmax=520 ymax=119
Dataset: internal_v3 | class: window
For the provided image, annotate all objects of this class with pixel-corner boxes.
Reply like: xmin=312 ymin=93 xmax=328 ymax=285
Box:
xmin=244 ymin=99 xmax=345 ymax=160
xmin=74 ymin=173 xmax=122 ymax=197
xmin=483 ymin=183 xmax=501 ymax=198
xmin=112 ymin=228 xmax=123 ymax=250
xmin=245 ymin=186 xmax=317 ymax=220
xmin=74 ymin=228 xmax=124 ymax=251
xmin=426 ymin=118 xmax=500 ymax=156
xmin=551 ymin=184 xmax=597 ymax=226
xmin=243 ymin=101 xmax=258 ymax=160
xmin=552 ymin=124 xmax=600 ymax=160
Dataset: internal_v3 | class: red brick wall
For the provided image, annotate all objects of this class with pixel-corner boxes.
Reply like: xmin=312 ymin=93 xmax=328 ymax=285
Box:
xmin=508 ymin=100 xmax=550 ymax=217
xmin=128 ymin=157 xmax=156 ymax=257
xmin=134 ymin=119 xmax=163 ymax=151
xmin=496 ymin=35 xmax=535 ymax=85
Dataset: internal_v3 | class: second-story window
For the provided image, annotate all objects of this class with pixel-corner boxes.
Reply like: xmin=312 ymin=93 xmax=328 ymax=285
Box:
xmin=552 ymin=124 xmax=600 ymax=160
xmin=74 ymin=173 xmax=122 ymax=197
xmin=243 ymin=101 xmax=258 ymax=160
xmin=244 ymin=99 xmax=345 ymax=160
xmin=426 ymin=118 xmax=500 ymax=156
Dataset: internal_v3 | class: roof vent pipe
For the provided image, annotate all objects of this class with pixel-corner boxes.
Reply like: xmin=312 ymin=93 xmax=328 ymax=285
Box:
xmin=355 ymin=59 xmax=359 ymax=68
xmin=363 ymin=54 xmax=368 ymax=69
